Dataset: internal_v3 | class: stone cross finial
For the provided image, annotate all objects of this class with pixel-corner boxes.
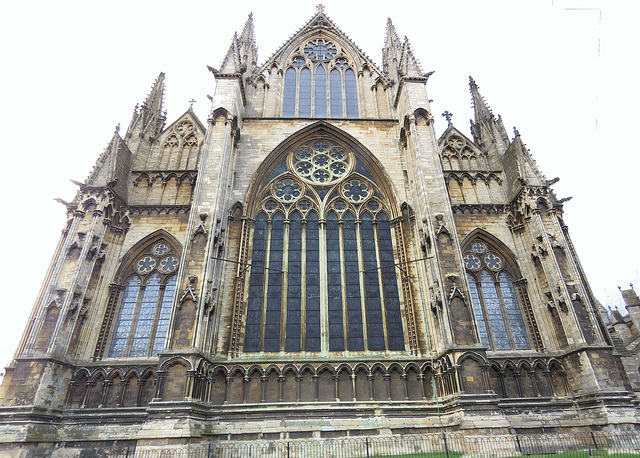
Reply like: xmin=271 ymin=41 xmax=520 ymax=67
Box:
xmin=189 ymin=99 xmax=196 ymax=109
xmin=442 ymin=111 xmax=453 ymax=125
xmin=317 ymin=4 xmax=325 ymax=12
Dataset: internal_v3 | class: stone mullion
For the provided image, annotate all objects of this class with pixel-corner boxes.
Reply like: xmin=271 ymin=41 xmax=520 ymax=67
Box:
xmin=300 ymin=219 xmax=307 ymax=351
xmin=119 ymin=380 xmax=130 ymax=406
xmin=401 ymin=373 xmax=409 ymax=400
xmin=494 ymin=278 xmax=516 ymax=349
xmin=229 ymin=217 xmax=253 ymax=356
xmin=355 ymin=219 xmax=369 ymax=350
xmin=528 ymin=371 xmax=539 ymax=397
xmin=372 ymin=220 xmax=390 ymax=350
xmin=338 ymin=219 xmax=348 ymax=350
xmin=135 ymin=379 xmax=146 ymax=406
xmin=260 ymin=219 xmax=273 ymax=352
xmin=100 ymin=380 xmax=112 ymax=407
xmin=384 ymin=372 xmax=392 ymax=401
xmin=319 ymin=219 xmax=328 ymax=354
xmin=333 ymin=374 xmax=339 ymax=401
xmin=350 ymin=373 xmax=357 ymax=401
xmin=416 ymin=374 xmax=426 ymax=400
xmin=147 ymin=284 xmax=167 ymax=357
xmin=81 ymin=380 xmax=95 ymax=408
xmin=475 ymin=279 xmax=495 ymax=350
xmin=280 ymin=219 xmax=290 ymax=352
xmin=124 ymin=284 xmax=145 ymax=357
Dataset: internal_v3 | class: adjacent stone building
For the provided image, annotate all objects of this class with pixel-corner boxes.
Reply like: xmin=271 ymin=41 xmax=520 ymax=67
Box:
xmin=1 ymin=6 xmax=638 ymax=453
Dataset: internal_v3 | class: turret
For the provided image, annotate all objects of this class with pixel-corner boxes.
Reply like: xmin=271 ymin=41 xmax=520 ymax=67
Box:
xmin=124 ymin=72 xmax=167 ymax=151
xmin=469 ymin=76 xmax=509 ymax=155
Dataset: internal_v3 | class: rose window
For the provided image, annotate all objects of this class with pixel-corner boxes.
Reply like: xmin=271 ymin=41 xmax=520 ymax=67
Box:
xmin=291 ymin=140 xmax=351 ymax=185
xmin=343 ymin=180 xmax=369 ymax=202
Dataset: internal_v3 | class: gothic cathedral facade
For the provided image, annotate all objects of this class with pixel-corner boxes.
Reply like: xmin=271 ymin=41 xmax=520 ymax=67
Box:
xmin=1 ymin=7 xmax=638 ymax=451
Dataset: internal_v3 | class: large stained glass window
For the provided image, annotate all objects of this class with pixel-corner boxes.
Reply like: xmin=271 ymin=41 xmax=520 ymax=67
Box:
xmin=108 ymin=242 xmax=179 ymax=358
xmin=463 ymin=240 xmax=531 ymax=351
xmin=282 ymin=39 xmax=359 ymax=118
xmin=243 ymin=138 xmax=405 ymax=353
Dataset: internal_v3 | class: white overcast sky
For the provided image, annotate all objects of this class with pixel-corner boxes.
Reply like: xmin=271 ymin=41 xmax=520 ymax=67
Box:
xmin=1 ymin=0 xmax=638 ymax=376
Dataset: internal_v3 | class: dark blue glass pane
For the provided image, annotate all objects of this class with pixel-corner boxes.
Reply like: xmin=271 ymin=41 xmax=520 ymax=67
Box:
xmin=326 ymin=216 xmax=343 ymax=350
xmin=481 ymin=270 xmax=509 ymax=350
xmin=286 ymin=213 xmax=303 ymax=352
xmin=306 ymin=217 xmax=321 ymax=352
xmin=330 ymin=69 xmax=342 ymax=118
xmin=299 ymin=68 xmax=311 ymax=117
xmin=345 ymin=69 xmax=358 ymax=118
xmin=378 ymin=220 xmax=404 ymax=351
xmin=245 ymin=213 xmax=268 ymax=352
xmin=467 ymin=273 xmax=491 ymax=350
xmin=499 ymin=272 xmax=531 ymax=350
xmin=315 ymin=65 xmax=327 ymax=117
xmin=283 ymin=68 xmax=297 ymax=117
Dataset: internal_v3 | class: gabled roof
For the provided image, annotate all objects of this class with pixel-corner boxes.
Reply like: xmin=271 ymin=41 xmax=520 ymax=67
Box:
xmin=253 ymin=6 xmax=389 ymax=84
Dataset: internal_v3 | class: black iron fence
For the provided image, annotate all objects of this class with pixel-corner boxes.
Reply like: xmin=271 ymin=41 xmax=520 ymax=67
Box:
xmin=65 ymin=431 xmax=640 ymax=457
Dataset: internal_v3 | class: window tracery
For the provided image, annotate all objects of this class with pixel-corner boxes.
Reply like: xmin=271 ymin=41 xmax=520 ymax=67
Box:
xmin=464 ymin=238 xmax=531 ymax=351
xmin=242 ymin=137 xmax=405 ymax=354
xmin=106 ymin=241 xmax=179 ymax=358
xmin=282 ymin=39 xmax=358 ymax=118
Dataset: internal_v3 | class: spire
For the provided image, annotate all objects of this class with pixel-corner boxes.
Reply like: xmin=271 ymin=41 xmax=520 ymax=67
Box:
xmin=218 ymin=13 xmax=258 ymax=75
xmin=383 ymin=17 xmax=403 ymax=75
xmin=85 ymin=129 xmax=132 ymax=201
xmin=125 ymin=73 xmax=167 ymax=141
xmin=469 ymin=76 xmax=509 ymax=154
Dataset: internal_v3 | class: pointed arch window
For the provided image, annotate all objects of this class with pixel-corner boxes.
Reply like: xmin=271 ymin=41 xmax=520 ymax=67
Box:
xmin=242 ymin=138 xmax=405 ymax=353
xmin=106 ymin=241 xmax=179 ymax=358
xmin=282 ymin=40 xmax=359 ymax=118
xmin=464 ymin=240 xmax=531 ymax=351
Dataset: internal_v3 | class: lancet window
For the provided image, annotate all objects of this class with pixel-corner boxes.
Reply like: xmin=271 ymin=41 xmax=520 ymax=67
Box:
xmin=243 ymin=137 xmax=405 ymax=353
xmin=463 ymin=239 xmax=531 ymax=351
xmin=106 ymin=241 xmax=179 ymax=358
xmin=282 ymin=39 xmax=358 ymax=118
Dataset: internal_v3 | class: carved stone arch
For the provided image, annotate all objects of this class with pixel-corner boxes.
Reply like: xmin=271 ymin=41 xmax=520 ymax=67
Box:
xmin=403 ymin=115 xmax=411 ymax=134
xmin=461 ymin=228 xmax=522 ymax=278
xmin=336 ymin=363 xmax=353 ymax=376
xmin=211 ymin=107 xmax=230 ymax=126
xmin=115 ymin=229 xmax=183 ymax=284
xmin=536 ymin=197 xmax=551 ymax=212
xmin=160 ymin=357 xmax=190 ymax=401
xmin=488 ymin=172 xmax=503 ymax=185
xmin=413 ymin=108 xmax=432 ymax=126
xmin=81 ymin=198 xmax=98 ymax=213
xmin=245 ymin=121 xmax=401 ymax=219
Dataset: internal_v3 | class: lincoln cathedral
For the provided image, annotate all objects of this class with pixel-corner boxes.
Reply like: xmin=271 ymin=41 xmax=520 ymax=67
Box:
xmin=1 ymin=6 xmax=639 ymax=454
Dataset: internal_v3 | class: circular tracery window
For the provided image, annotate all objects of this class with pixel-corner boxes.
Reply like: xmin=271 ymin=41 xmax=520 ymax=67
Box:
xmin=291 ymin=140 xmax=352 ymax=185
xmin=303 ymin=39 xmax=337 ymax=61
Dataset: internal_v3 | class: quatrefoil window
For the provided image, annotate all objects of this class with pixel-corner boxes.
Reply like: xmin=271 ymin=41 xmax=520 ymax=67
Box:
xmin=343 ymin=180 xmax=369 ymax=202
xmin=274 ymin=179 xmax=302 ymax=202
